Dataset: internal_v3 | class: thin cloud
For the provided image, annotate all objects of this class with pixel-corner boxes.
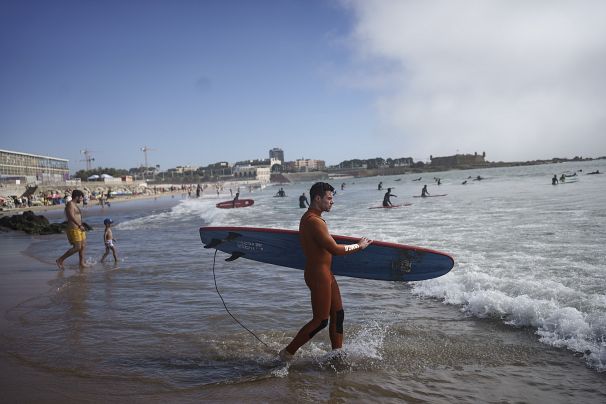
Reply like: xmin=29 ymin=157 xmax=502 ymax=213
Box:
xmin=341 ymin=0 xmax=606 ymax=161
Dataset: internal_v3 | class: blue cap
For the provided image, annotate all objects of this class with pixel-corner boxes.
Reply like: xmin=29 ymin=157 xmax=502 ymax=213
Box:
xmin=103 ymin=218 xmax=113 ymax=225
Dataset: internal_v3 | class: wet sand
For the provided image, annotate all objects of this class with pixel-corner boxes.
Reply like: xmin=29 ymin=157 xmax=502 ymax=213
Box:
xmin=0 ymin=233 xmax=76 ymax=402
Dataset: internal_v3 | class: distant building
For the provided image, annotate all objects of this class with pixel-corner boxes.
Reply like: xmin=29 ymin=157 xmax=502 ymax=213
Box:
xmin=294 ymin=159 xmax=326 ymax=171
xmin=172 ymin=165 xmax=199 ymax=174
xmin=392 ymin=157 xmax=414 ymax=167
xmin=255 ymin=166 xmax=271 ymax=183
xmin=0 ymin=148 xmax=69 ymax=183
xmin=430 ymin=152 xmax=486 ymax=167
xmin=200 ymin=162 xmax=231 ymax=178
xmin=269 ymin=147 xmax=284 ymax=164
xmin=232 ymin=165 xmax=270 ymax=183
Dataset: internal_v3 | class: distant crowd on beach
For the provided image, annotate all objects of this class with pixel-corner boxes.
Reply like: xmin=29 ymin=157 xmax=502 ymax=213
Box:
xmin=0 ymin=183 xmax=210 ymax=211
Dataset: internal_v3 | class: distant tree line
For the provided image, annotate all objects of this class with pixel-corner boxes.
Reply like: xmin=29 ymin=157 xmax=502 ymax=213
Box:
xmin=74 ymin=165 xmax=235 ymax=183
xmin=74 ymin=167 xmax=130 ymax=179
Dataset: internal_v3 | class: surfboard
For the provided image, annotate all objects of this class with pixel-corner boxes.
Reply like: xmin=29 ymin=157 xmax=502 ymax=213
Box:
xmin=199 ymin=226 xmax=454 ymax=281
xmin=368 ymin=203 xmax=412 ymax=209
xmin=413 ymin=194 xmax=447 ymax=198
xmin=216 ymin=199 xmax=255 ymax=209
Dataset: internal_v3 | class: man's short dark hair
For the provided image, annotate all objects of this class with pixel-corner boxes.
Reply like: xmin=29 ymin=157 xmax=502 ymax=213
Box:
xmin=310 ymin=182 xmax=335 ymax=200
xmin=72 ymin=189 xmax=85 ymax=199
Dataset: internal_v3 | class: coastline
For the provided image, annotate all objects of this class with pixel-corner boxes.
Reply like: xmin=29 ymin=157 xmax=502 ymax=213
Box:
xmin=0 ymin=190 xmax=190 ymax=219
xmin=1 ymin=170 xmax=605 ymax=402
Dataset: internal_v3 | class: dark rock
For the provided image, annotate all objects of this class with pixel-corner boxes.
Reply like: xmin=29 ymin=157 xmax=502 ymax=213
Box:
xmin=0 ymin=211 xmax=92 ymax=235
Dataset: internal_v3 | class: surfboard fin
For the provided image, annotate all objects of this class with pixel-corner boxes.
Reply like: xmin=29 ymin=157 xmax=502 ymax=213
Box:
xmin=225 ymin=251 xmax=245 ymax=261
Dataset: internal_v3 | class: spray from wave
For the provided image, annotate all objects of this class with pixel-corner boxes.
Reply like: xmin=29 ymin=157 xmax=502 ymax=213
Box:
xmin=412 ymin=268 xmax=606 ymax=371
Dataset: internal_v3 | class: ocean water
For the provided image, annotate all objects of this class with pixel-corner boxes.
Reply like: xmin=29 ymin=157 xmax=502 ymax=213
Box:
xmin=5 ymin=160 xmax=606 ymax=402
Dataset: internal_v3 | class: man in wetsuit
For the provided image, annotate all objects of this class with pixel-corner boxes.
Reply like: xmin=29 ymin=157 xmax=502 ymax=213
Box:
xmin=299 ymin=192 xmax=309 ymax=208
xmin=279 ymin=182 xmax=372 ymax=361
xmin=382 ymin=188 xmax=397 ymax=207
xmin=421 ymin=185 xmax=430 ymax=197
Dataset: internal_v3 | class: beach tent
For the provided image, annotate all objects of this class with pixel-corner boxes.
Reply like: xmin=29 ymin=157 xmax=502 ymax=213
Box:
xmin=100 ymin=174 xmax=114 ymax=179
xmin=87 ymin=174 xmax=100 ymax=180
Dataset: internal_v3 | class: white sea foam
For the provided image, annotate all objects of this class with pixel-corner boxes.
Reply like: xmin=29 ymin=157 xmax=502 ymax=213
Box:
xmin=344 ymin=320 xmax=386 ymax=361
xmin=117 ymin=198 xmax=226 ymax=230
xmin=413 ymin=268 xmax=606 ymax=371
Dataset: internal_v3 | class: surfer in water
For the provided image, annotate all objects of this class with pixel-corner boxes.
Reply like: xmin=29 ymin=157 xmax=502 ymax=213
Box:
xmin=280 ymin=182 xmax=372 ymax=362
xmin=299 ymin=192 xmax=309 ymax=208
xmin=382 ymin=188 xmax=397 ymax=207
xmin=421 ymin=185 xmax=430 ymax=197
xmin=232 ymin=191 xmax=239 ymax=208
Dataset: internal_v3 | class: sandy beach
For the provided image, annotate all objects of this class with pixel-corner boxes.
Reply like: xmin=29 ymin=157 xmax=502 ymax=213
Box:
xmin=0 ymin=188 xmax=183 ymax=218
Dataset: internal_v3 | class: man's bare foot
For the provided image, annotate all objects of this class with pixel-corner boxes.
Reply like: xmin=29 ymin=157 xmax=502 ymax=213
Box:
xmin=79 ymin=263 xmax=90 ymax=269
xmin=56 ymin=259 xmax=64 ymax=270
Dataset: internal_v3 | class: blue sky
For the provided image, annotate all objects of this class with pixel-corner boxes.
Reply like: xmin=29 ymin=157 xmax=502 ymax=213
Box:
xmin=2 ymin=0 xmax=606 ymax=172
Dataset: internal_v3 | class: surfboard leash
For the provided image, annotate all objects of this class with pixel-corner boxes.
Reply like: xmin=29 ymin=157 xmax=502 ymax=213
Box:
xmin=211 ymin=249 xmax=270 ymax=349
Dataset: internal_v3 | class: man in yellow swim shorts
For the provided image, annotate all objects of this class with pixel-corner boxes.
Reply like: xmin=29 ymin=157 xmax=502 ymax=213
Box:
xmin=56 ymin=190 xmax=88 ymax=269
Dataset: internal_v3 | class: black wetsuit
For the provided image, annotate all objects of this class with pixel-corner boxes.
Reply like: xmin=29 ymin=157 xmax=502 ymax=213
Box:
xmin=382 ymin=191 xmax=395 ymax=207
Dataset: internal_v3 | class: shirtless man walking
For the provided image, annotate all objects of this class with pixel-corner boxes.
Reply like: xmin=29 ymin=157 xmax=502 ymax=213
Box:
xmin=280 ymin=182 xmax=372 ymax=361
xmin=56 ymin=190 xmax=88 ymax=269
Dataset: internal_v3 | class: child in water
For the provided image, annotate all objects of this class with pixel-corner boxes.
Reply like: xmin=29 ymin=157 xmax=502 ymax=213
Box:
xmin=100 ymin=218 xmax=118 ymax=263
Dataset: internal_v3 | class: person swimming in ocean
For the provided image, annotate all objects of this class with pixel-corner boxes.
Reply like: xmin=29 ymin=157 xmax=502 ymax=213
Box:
xmin=421 ymin=185 xmax=430 ymax=197
xmin=382 ymin=188 xmax=397 ymax=207
xmin=299 ymin=192 xmax=309 ymax=208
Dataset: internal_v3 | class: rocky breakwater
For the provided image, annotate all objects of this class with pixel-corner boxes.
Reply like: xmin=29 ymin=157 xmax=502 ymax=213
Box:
xmin=0 ymin=211 xmax=92 ymax=235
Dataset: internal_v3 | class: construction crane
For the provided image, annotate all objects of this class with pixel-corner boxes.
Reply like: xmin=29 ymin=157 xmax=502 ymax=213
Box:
xmin=140 ymin=146 xmax=157 ymax=179
xmin=80 ymin=149 xmax=95 ymax=170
